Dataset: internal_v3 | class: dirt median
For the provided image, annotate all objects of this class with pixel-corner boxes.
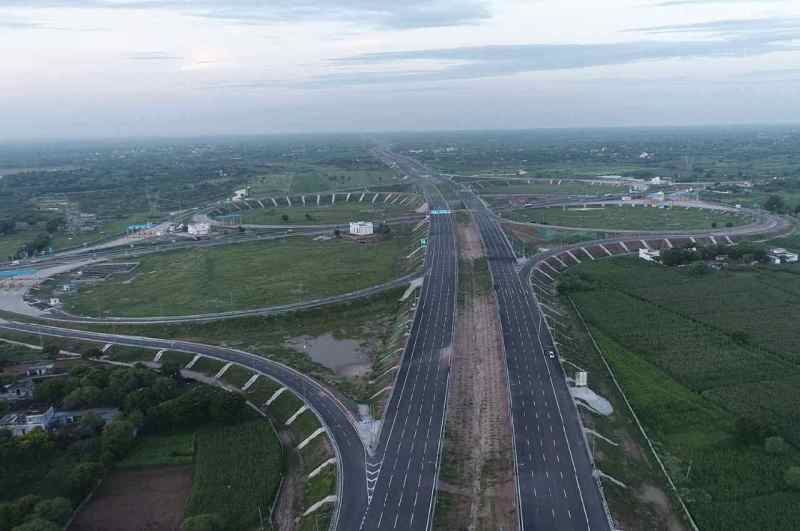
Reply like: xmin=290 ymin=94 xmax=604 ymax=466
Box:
xmin=437 ymin=219 xmax=517 ymax=530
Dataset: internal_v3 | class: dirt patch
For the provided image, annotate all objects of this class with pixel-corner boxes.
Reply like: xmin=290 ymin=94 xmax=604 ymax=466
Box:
xmin=69 ymin=466 xmax=192 ymax=531
xmin=438 ymin=220 xmax=517 ymax=530
xmin=636 ymin=484 xmax=688 ymax=531
xmin=457 ymin=222 xmax=484 ymax=259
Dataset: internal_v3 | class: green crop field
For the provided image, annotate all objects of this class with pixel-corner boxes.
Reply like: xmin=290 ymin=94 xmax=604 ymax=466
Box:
xmin=237 ymin=202 xmax=418 ymax=226
xmin=62 ymin=234 xmax=414 ymax=317
xmin=183 ymin=420 xmax=284 ymax=530
xmin=568 ymin=257 xmax=800 ymax=530
xmin=119 ymin=432 xmax=196 ymax=468
xmin=508 ymin=205 xmax=750 ymax=231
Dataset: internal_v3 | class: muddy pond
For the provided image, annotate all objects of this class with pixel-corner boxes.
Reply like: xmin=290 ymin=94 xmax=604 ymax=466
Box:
xmin=286 ymin=333 xmax=371 ymax=377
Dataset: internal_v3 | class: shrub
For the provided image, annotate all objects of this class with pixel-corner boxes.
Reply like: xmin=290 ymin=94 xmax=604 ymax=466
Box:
xmin=765 ymin=436 xmax=787 ymax=455
xmin=784 ymin=466 xmax=800 ymax=490
xmin=11 ymin=519 xmax=61 ymax=531
xmin=32 ymin=498 xmax=73 ymax=525
xmin=181 ymin=514 xmax=226 ymax=531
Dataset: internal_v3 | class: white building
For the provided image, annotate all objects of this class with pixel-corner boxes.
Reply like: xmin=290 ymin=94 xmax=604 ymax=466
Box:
xmin=232 ymin=188 xmax=248 ymax=201
xmin=768 ymin=248 xmax=799 ymax=265
xmin=188 ymin=223 xmax=211 ymax=236
xmin=349 ymin=221 xmax=374 ymax=236
xmin=1 ymin=406 xmax=55 ymax=437
xmin=639 ymin=248 xmax=661 ymax=263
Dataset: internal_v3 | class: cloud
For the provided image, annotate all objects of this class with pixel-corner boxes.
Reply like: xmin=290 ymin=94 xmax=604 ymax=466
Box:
xmin=313 ymin=23 xmax=800 ymax=87
xmin=631 ymin=17 xmax=800 ymax=36
xmin=0 ymin=0 xmax=490 ymax=29
xmin=126 ymin=51 xmax=182 ymax=61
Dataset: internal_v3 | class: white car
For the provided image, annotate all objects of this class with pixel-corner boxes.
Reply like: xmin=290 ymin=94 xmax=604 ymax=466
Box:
xmin=547 ymin=350 xmax=555 ymax=359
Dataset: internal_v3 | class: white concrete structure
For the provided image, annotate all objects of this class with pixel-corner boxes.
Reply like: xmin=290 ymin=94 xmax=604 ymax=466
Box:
xmin=232 ymin=188 xmax=248 ymax=201
xmin=639 ymin=248 xmax=661 ymax=263
xmin=769 ymin=248 xmax=799 ymax=265
xmin=188 ymin=222 xmax=211 ymax=236
xmin=349 ymin=221 xmax=374 ymax=236
xmin=0 ymin=406 xmax=55 ymax=436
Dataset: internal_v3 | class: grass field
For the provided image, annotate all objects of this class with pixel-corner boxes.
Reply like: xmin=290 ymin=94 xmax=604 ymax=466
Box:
xmin=62 ymin=234 xmax=414 ymax=317
xmin=119 ymin=432 xmax=196 ymax=468
xmin=249 ymin=162 xmax=399 ymax=195
xmin=78 ymin=289 xmax=407 ymax=403
xmin=237 ymin=203 xmax=417 ymax=226
xmin=567 ymin=257 xmax=800 ymax=530
xmin=459 ymin=179 xmax=624 ymax=196
xmin=185 ymin=420 xmax=284 ymax=530
xmin=507 ymin=205 xmax=750 ymax=231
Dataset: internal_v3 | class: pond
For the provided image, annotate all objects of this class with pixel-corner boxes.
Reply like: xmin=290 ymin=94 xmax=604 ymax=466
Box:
xmin=286 ymin=333 xmax=370 ymax=377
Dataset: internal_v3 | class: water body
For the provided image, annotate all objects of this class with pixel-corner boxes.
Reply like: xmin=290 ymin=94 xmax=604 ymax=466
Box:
xmin=286 ymin=333 xmax=370 ymax=377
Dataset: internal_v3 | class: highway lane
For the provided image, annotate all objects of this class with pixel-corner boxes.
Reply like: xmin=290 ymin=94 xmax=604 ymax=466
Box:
xmin=0 ymin=319 xmax=368 ymax=531
xmin=464 ymin=191 xmax=611 ymax=531
xmin=359 ymin=174 xmax=457 ymax=529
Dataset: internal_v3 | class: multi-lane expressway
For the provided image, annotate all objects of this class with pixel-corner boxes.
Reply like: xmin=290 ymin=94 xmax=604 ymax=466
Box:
xmin=463 ymin=190 xmax=612 ymax=530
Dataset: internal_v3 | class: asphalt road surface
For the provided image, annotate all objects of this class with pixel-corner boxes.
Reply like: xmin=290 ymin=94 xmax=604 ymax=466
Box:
xmin=464 ymin=190 xmax=612 ymax=531
xmin=358 ymin=176 xmax=457 ymax=529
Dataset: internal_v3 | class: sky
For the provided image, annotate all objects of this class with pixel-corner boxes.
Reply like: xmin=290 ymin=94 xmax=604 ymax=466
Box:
xmin=1 ymin=0 xmax=799 ymax=140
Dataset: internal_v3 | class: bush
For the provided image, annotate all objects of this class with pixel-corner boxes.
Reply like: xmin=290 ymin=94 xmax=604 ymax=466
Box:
xmin=181 ymin=514 xmax=226 ymax=531
xmin=32 ymin=498 xmax=72 ymax=525
xmin=784 ymin=466 xmax=800 ymax=490
xmin=765 ymin=436 xmax=787 ymax=455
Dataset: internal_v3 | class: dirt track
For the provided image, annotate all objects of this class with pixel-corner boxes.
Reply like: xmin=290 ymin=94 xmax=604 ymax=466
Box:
xmin=438 ymin=220 xmax=517 ymax=530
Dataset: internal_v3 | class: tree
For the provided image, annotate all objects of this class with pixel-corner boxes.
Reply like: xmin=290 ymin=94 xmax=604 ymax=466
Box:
xmin=735 ymin=416 xmax=771 ymax=445
xmin=41 ymin=343 xmax=60 ymax=361
xmin=65 ymin=462 xmax=103 ymax=501
xmin=33 ymin=498 xmax=72 ymax=525
xmin=785 ymin=466 xmax=800 ymax=490
xmin=160 ymin=359 xmax=183 ymax=381
xmin=333 ymin=228 xmax=341 ymax=238
xmin=181 ymin=514 xmax=226 ymax=531
xmin=731 ymin=331 xmax=750 ymax=346
xmin=44 ymin=218 xmax=64 ymax=235
xmin=281 ymin=214 xmax=289 ymax=222
xmin=82 ymin=347 xmax=103 ymax=361
xmin=100 ymin=420 xmax=135 ymax=464
xmin=764 ymin=194 xmax=787 ymax=213
xmin=11 ymin=519 xmax=61 ymax=531
xmin=765 ymin=436 xmax=787 ymax=455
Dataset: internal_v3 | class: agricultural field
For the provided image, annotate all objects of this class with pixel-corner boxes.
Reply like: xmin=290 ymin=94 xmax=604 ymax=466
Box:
xmin=60 ymin=233 xmax=416 ymax=317
xmin=237 ymin=202 xmax=419 ymax=226
xmin=184 ymin=420 xmax=284 ymax=530
xmin=566 ymin=257 xmax=800 ymax=530
xmin=507 ymin=205 xmax=750 ymax=231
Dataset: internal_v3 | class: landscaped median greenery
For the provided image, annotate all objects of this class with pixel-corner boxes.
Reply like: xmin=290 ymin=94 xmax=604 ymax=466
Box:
xmin=565 ymin=257 xmax=800 ymax=530
xmin=60 ymin=232 xmax=415 ymax=317
xmin=507 ymin=204 xmax=751 ymax=231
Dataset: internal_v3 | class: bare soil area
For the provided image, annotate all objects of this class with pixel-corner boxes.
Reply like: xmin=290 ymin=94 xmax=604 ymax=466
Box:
xmin=438 ymin=220 xmax=518 ymax=530
xmin=69 ymin=466 xmax=192 ymax=531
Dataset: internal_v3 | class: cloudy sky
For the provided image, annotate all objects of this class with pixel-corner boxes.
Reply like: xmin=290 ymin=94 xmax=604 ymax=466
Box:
xmin=1 ymin=0 xmax=799 ymax=140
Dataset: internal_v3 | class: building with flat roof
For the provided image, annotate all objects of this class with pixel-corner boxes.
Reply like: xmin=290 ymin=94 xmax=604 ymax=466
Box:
xmin=349 ymin=221 xmax=374 ymax=236
xmin=188 ymin=222 xmax=211 ymax=236
xmin=769 ymin=248 xmax=799 ymax=265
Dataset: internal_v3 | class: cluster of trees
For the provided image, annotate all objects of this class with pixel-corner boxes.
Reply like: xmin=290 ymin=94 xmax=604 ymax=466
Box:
xmin=763 ymin=194 xmax=800 ymax=215
xmin=660 ymin=243 xmax=768 ymax=268
xmin=1 ymin=363 xmax=248 ymax=529
xmin=734 ymin=417 xmax=800 ymax=491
